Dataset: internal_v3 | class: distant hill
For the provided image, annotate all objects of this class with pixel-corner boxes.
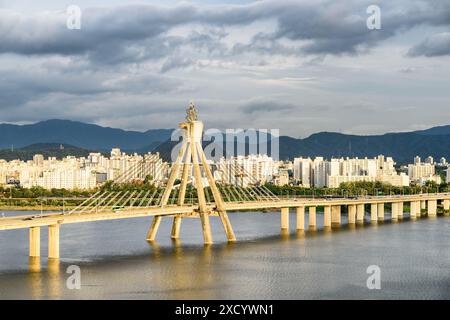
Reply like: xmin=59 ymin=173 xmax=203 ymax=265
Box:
xmin=154 ymin=130 xmax=450 ymax=164
xmin=0 ymin=143 xmax=105 ymax=161
xmin=414 ymin=125 xmax=450 ymax=136
xmin=0 ymin=119 xmax=173 ymax=151
xmin=276 ymin=132 xmax=450 ymax=164
xmin=2 ymin=119 xmax=450 ymax=164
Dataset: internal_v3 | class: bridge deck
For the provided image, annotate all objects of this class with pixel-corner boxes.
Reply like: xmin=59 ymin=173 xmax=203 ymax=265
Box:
xmin=1 ymin=193 xmax=449 ymax=231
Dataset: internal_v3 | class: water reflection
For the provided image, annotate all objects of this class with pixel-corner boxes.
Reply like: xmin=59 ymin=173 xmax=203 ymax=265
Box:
xmin=2 ymin=211 xmax=450 ymax=299
xmin=47 ymin=259 xmax=61 ymax=299
xmin=27 ymin=257 xmax=42 ymax=299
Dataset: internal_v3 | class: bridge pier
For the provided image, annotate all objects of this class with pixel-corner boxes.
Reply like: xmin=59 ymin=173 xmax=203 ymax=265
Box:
xmin=281 ymin=208 xmax=289 ymax=230
xmin=323 ymin=206 xmax=331 ymax=228
xmin=331 ymin=206 xmax=341 ymax=227
xmin=391 ymin=203 xmax=398 ymax=221
xmin=348 ymin=205 xmax=356 ymax=224
xmin=415 ymin=201 xmax=422 ymax=218
xmin=428 ymin=200 xmax=437 ymax=217
xmin=410 ymin=201 xmax=417 ymax=219
xmin=29 ymin=227 xmax=40 ymax=257
xmin=370 ymin=204 xmax=378 ymax=222
xmin=146 ymin=216 xmax=162 ymax=241
xmin=397 ymin=202 xmax=404 ymax=220
xmin=309 ymin=207 xmax=317 ymax=229
xmin=296 ymin=207 xmax=305 ymax=230
xmin=171 ymin=216 xmax=182 ymax=239
xmin=356 ymin=204 xmax=365 ymax=223
xmin=48 ymin=224 xmax=60 ymax=259
xmin=443 ymin=200 xmax=450 ymax=216
xmin=377 ymin=203 xmax=385 ymax=221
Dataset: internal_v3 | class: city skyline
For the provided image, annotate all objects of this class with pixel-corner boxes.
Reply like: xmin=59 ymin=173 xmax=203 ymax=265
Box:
xmin=0 ymin=0 xmax=450 ymax=137
xmin=1 ymin=147 xmax=447 ymax=190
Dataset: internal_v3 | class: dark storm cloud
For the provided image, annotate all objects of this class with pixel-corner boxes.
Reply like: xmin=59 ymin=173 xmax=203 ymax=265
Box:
xmin=0 ymin=4 xmax=195 ymax=55
xmin=1 ymin=0 xmax=450 ymax=61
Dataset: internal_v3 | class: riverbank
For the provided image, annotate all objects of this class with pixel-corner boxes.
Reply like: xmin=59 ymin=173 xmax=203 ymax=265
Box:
xmin=0 ymin=205 xmax=76 ymax=211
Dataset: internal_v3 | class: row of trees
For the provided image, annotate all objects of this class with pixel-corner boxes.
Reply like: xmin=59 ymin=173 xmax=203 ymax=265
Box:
xmin=265 ymin=180 xmax=449 ymax=197
xmin=2 ymin=180 xmax=449 ymax=208
xmin=0 ymin=186 xmax=93 ymax=199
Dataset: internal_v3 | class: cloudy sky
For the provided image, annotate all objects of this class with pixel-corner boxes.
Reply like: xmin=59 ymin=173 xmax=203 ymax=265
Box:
xmin=0 ymin=0 xmax=449 ymax=138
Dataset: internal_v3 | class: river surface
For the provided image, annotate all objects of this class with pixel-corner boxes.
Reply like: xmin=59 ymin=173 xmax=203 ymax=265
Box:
xmin=0 ymin=209 xmax=450 ymax=299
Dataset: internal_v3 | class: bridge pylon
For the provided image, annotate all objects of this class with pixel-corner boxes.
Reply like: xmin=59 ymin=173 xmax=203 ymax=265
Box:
xmin=146 ymin=102 xmax=236 ymax=244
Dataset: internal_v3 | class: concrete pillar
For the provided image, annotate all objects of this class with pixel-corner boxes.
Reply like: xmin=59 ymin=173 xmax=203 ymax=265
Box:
xmin=428 ymin=200 xmax=437 ymax=217
xmin=348 ymin=205 xmax=356 ymax=224
xmin=356 ymin=204 xmax=365 ymax=223
xmin=391 ymin=203 xmax=398 ymax=221
xmin=331 ymin=206 xmax=341 ymax=226
xmin=443 ymin=199 xmax=450 ymax=216
xmin=370 ymin=203 xmax=378 ymax=222
xmin=281 ymin=207 xmax=290 ymax=230
xmin=171 ymin=216 xmax=182 ymax=239
xmin=416 ymin=201 xmax=422 ymax=218
xmin=410 ymin=201 xmax=417 ymax=219
xmin=29 ymin=227 xmax=41 ymax=257
xmin=309 ymin=207 xmax=317 ymax=229
xmin=146 ymin=216 xmax=162 ymax=241
xmin=377 ymin=203 xmax=385 ymax=221
xmin=323 ymin=206 xmax=331 ymax=228
xmin=296 ymin=206 xmax=305 ymax=230
xmin=397 ymin=202 xmax=404 ymax=219
xmin=48 ymin=224 xmax=60 ymax=259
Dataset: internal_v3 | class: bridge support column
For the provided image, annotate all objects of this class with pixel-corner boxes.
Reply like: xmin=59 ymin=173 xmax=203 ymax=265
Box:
xmin=370 ymin=204 xmax=378 ymax=222
xmin=377 ymin=203 xmax=385 ymax=221
xmin=48 ymin=224 xmax=60 ymax=259
xmin=29 ymin=227 xmax=40 ymax=257
xmin=391 ymin=203 xmax=398 ymax=221
xmin=428 ymin=200 xmax=437 ymax=217
xmin=348 ymin=205 xmax=356 ymax=224
xmin=410 ymin=201 xmax=417 ymax=219
xmin=415 ymin=201 xmax=421 ymax=218
xmin=331 ymin=206 xmax=341 ymax=227
xmin=281 ymin=208 xmax=289 ymax=230
xmin=443 ymin=200 xmax=450 ymax=216
xmin=171 ymin=216 xmax=182 ymax=239
xmin=296 ymin=207 xmax=305 ymax=231
xmin=323 ymin=206 xmax=331 ymax=228
xmin=397 ymin=202 xmax=404 ymax=220
xmin=356 ymin=204 xmax=365 ymax=223
xmin=309 ymin=207 xmax=317 ymax=229
xmin=146 ymin=216 xmax=162 ymax=241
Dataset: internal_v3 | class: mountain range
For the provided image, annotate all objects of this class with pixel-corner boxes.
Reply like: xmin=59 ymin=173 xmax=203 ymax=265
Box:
xmin=1 ymin=119 xmax=450 ymax=164
xmin=0 ymin=119 xmax=172 ymax=152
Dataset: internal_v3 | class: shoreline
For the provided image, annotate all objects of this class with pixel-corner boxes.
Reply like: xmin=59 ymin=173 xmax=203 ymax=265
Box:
xmin=0 ymin=206 xmax=75 ymax=211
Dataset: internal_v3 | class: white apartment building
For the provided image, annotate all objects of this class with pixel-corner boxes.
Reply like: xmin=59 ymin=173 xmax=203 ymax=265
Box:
xmin=293 ymin=157 xmax=313 ymax=187
xmin=293 ymin=155 xmax=408 ymax=188
xmin=408 ymin=156 xmax=441 ymax=185
xmin=0 ymin=149 xmax=166 ymax=190
xmin=215 ymin=154 xmax=277 ymax=187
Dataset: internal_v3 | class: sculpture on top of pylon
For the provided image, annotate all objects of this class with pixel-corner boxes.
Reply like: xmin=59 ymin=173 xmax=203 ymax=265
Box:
xmin=186 ymin=101 xmax=198 ymax=122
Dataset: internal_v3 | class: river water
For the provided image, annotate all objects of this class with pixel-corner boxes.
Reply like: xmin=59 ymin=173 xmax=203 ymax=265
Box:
xmin=0 ymin=209 xmax=450 ymax=299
